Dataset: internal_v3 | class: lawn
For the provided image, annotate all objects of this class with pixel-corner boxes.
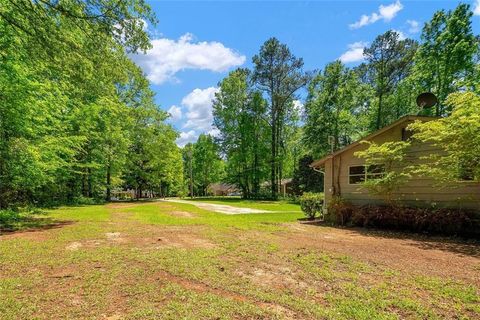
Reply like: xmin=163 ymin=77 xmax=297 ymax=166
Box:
xmin=0 ymin=200 xmax=479 ymax=319
xmin=187 ymin=196 xmax=303 ymax=212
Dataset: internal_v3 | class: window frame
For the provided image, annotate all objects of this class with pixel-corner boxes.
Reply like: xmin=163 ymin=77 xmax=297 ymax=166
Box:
xmin=348 ymin=164 xmax=386 ymax=185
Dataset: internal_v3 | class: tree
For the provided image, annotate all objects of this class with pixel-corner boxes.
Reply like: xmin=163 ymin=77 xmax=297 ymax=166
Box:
xmin=408 ymin=92 xmax=480 ymax=183
xmin=412 ymin=4 xmax=478 ymax=116
xmin=0 ymin=1 xmax=186 ymax=208
xmin=0 ymin=0 xmax=155 ymax=54
xmin=303 ymin=61 xmax=372 ymax=157
xmin=354 ymin=141 xmax=411 ymax=205
xmin=291 ymin=155 xmax=324 ymax=196
xmin=363 ymin=30 xmax=418 ymax=129
xmin=213 ymin=69 xmax=269 ymax=198
xmin=182 ymin=143 xmax=195 ymax=198
xmin=252 ymin=38 xmax=311 ymax=199
xmin=192 ymin=134 xmax=224 ymax=196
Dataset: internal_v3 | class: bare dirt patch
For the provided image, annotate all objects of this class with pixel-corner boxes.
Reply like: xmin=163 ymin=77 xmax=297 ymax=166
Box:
xmin=168 ymin=211 xmax=196 ymax=218
xmin=66 ymin=242 xmax=83 ymax=251
xmin=279 ymin=223 xmax=480 ymax=284
xmin=106 ymin=203 xmax=140 ymax=209
xmin=153 ymin=233 xmax=216 ymax=249
xmin=237 ymin=264 xmax=308 ymax=291
xmin=0 ymin=220 xmax=74 ymax=240
xmin=105 ymin=232 xmax=126 ymax=243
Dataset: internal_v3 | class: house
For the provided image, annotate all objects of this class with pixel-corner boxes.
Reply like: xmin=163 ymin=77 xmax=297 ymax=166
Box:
xmin=208 ymin=183 xmax=240 ymax=196
xmin=280 ymin=178 xmax=293 ymax=197
xmin=261 ymin=178 xmax=294 ymax=197
xmin=310 ymin=115 xmax=480 ymax=210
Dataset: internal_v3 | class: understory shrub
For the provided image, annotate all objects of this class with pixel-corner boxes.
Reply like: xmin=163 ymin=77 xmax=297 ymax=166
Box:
xmin=325 ymin=196 xmax=355 ymax=225
xmin=299 ymin=192 xmax=324 ymax=219
xmin=0 ymin=210 xmax=22 ymax=226
xmin=327 ymin=200 xmax=480 ymax=237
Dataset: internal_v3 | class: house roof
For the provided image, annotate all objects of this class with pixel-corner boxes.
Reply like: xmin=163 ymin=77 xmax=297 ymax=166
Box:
xmin=310 ymin=115 xmax=438 ymax=168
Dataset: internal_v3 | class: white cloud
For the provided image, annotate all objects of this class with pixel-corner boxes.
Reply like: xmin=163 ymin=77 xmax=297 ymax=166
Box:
xmin=339 ymin=42 xmax=367 ymax=63
xmin=177 ymin=130 xmax=197 ymax=147
xmin=208 ymin=128 xmax=221 ymax=137
xmin=474 ymin=0 xmax=480 ymax=16
xmin=167 ymin=105 xmax=182 ymax=121
xmin=132 ymin=33 xmax=246 ymax=85
xmin=392 ymin=29 xmax=407 ymax=40
xmin=182 ymin=87 xmax=219 ymax=131
xmin=406 ymin=20 xmax=420 ymax=33
xmin=293 ymin=100 xmax=304 ymax=115
xmin=349 ymin=1 xmax=403 ymax=29
xmin=175 ymin=87 xmax=219 ymax=146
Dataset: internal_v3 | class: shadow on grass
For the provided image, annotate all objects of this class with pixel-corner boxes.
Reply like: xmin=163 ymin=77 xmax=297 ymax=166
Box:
xmin=0 ymin=216 xmax=74 ymax=236
xmin=354 ymin=228 xmax=480 ymax=258
xmin=309 ymin=223 xmax=480 ymax=258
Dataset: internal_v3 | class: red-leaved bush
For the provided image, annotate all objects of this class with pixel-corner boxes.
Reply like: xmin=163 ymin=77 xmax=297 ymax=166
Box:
xmin=327 ymin=200 xmax=480 ymax=237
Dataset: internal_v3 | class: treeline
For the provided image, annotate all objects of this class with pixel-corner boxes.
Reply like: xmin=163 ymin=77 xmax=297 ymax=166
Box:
xmin=0 ymin=0 xmax=183 ymax=208
xmin=304 ymin=4 xmax=478 ymax=157
xmin=2 ymin=2 xmax=479 ymax=206
xmin=208 ymin=3 xmax=479 ymax=199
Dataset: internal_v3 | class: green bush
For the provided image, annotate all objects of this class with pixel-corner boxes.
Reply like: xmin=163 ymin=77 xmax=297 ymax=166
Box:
xmin=325 ymin=196 xmax=355 ymax=225
xmin=0 ymin=210 xmax=22 ymax=225
xmin=299 ymin=192 xmax=324 ymax=219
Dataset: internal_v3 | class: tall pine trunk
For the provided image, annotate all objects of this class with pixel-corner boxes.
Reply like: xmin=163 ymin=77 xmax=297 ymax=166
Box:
xmin=105 ymin=164 xmax=111 ymax=201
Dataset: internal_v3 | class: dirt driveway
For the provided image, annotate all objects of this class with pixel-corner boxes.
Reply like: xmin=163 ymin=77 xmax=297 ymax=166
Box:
xmin=161 ymin=198 xmax=272 ymax=214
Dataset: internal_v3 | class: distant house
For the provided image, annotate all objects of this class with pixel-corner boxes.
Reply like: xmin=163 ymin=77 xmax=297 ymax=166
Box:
xmin=280 ymin=178 xmax=293 ymax=197
xmin=208 ymin=183 xmax=240 ymax=196
xmin=261 ymin=178 xmax=294 ymax=197
xmin=310 ymin=115 xmax=480 ymax=210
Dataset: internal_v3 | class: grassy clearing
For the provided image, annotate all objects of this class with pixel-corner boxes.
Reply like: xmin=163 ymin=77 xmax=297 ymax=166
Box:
xmin=187 ymin=196 xmax=302 ymax=212
xmin=0 ymin=200 xmax=478 ymax=319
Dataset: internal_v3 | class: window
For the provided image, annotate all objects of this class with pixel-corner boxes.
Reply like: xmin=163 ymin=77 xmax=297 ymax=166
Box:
xmin=401 ymin=127 xmax=414 ymax=141
xmin=349 ymin=166 xmax=365 ymax=184
xmin=349 ymin=165 xmax=385 ymax=184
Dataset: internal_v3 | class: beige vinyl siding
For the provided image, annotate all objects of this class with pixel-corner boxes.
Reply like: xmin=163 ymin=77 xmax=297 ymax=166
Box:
xmin=329 ymin=120 xmax=480 ymax=210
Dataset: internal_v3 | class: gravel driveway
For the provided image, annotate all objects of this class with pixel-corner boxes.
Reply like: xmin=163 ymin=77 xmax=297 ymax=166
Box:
xmin=161 ymin=199 xmax=272 ymax=214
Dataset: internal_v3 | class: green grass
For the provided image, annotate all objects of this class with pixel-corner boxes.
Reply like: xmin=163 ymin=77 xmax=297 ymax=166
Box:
xmin=0 ymin=200 xmax=478 ymax=319
xmin=129 ymin=201 xmax=303 ymax=230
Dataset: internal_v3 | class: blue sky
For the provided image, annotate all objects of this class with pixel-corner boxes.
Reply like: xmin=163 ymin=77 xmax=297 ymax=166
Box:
xmin=132 ymin=0 xmax=480 ymax=146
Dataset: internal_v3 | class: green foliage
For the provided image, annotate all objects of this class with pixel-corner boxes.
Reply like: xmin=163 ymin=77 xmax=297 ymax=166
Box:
xmin=185 ymin=134 xmax=224 ymax=196
xmin=354 ymin=141 xmax=411 ymax=204
xmin=0 ymin=0 xmax=182 ymax=208
xmin=213 ymin=69 xmax=270 ymax=198
xmin=362 ymin=30 xmax=418 ymax=130
xmin=304 ymin=61 xmax=372 ymax=157
xmin=252 ymin=38 xmax=312 ymax=199
xmin=291 ymin=155 xmax=324 ymax=195
xmin=325 ymin=196 xmax=354 ymax=226
xmin=299 ymin=192 xmax=324 ymax=219
xmin=412 ymin=4 xmax=478 ymax=115
xmin=408 ymin=92 xmax=480 ymax=183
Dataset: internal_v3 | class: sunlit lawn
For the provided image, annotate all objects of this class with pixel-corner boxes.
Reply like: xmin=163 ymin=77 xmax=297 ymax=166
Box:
xmin=188 ymin=196 xmax=303 ymax=212
xmin=0 ymin=201 xmax=478 ymax=319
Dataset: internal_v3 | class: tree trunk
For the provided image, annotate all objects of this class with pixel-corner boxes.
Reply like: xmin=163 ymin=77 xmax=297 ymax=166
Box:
xmin=271 ymin=116 xmax=277 ymax=200
xmin=376 ymin=93 xmax=383 ymax=130
xmin=105 ymin=164 xmax=111 ymax=202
